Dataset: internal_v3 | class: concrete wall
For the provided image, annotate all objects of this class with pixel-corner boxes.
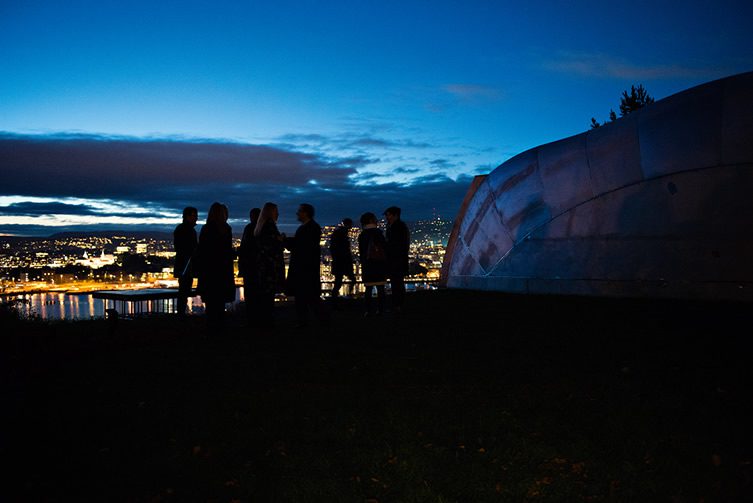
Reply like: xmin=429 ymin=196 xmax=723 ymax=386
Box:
xmin=441 ymin=71 xmax=753 ymax=301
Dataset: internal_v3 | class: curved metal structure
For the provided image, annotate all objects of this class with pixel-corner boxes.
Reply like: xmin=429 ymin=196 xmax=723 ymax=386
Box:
xmin=441 ymin=71 xmax=753 ymax=301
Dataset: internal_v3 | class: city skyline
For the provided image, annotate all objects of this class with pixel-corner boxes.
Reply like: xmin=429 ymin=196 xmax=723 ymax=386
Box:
xmin=0 ymin=219 xmax=452 ymax=316
xmin=2 ymin=1 xmax=752 ymax=236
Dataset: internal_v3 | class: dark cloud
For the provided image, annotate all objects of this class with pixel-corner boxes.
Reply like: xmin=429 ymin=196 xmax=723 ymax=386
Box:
xmin=0 ymin=201 xmax=98 ymax=217
xmin=0 ymin=200 xmax=167 ymax=219
xmin=276 ymin=133 xmax=329 ymax=144
xmin=409 ymin=174 xmax=449 ymax=184
xmin=0 ymin=132 xmax=356 ymax=199
xmin=0 ymin=223 xmax=177 ymax=237
xmin=277 ymin=132 xmax=433 ymax=151
xmin=429 ymin=158 xmax=456 ymax=170
xmin=348 ymin=137 xmax=393 ymax=148
xmin=303 ymin=174 xmax=475 ymax=225
xmin=0 ymin=132 xmax=475 ymax=233
xmin=345 ymin=137 xmax=432 ymax=150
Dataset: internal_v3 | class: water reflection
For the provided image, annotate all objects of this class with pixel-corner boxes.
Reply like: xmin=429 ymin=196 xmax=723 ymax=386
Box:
xmin=11 ymin=291 xmax=103 ymax=320
xmin=8 ymin=290 xmax=228 ymax=321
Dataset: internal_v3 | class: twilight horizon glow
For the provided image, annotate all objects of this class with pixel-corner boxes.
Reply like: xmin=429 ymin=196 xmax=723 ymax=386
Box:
xmin=2 ymin=1 xmax=752 ymax=235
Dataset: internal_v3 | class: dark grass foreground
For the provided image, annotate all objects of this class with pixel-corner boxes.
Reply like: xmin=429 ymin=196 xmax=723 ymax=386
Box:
xmin=3 ymin=290 xmax=753 ymax=502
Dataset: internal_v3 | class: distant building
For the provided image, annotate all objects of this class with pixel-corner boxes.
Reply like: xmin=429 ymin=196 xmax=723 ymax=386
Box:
xmin=75 ymin=250 xmax=115 ymax=269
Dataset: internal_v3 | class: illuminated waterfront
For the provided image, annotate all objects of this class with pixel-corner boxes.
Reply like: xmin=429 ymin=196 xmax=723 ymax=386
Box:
xmin=7 ymin=280 xmax=438 ymax=321
xmin=1 ymin=219 xmax=448 ymax=320
xmin=9 ymin=289 xmax=236 ymax=321
xmin=13 ymin=291 xmax=105 ymax=320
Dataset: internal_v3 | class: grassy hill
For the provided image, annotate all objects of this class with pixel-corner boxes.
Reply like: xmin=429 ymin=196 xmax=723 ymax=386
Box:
xmin=3 ymin=290 xmax=752 ymax=502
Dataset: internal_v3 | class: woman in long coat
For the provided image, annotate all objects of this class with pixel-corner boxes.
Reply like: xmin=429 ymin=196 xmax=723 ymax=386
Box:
xmin=253 ymin=202 xmax=285 ymax=329
xmin=197 ymin=202 xmax=235 ymax=328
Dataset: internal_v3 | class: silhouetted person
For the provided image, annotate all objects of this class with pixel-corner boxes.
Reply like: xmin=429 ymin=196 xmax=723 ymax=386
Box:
xmin=238 ymin=207 xmax=261 ymax=325
xmin=358 ymin=212 xmax=387 ymax=317
xmin=328 ymin=217 xmax=355 ymax=307
xmin=173 ymin=206 xmax=198 ymax=317
xmin=384 ymin=206 xmax=410 ymax=313
xmin=254 ymin=202 xmax=285 ymax=331
xmin=197 ymin=202 xmax=235 ymax=331
xmin=285 ymin=203 xmax=327 ymax=328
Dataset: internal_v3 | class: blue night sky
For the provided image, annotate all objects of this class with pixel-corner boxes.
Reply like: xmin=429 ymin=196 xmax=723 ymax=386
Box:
xmin=1 ymin=0 xmax=752 ymax=235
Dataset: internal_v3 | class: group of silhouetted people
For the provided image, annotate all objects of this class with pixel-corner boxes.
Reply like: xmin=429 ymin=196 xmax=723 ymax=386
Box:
xmin=172 ymin=201 xmax=410 ymax=333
